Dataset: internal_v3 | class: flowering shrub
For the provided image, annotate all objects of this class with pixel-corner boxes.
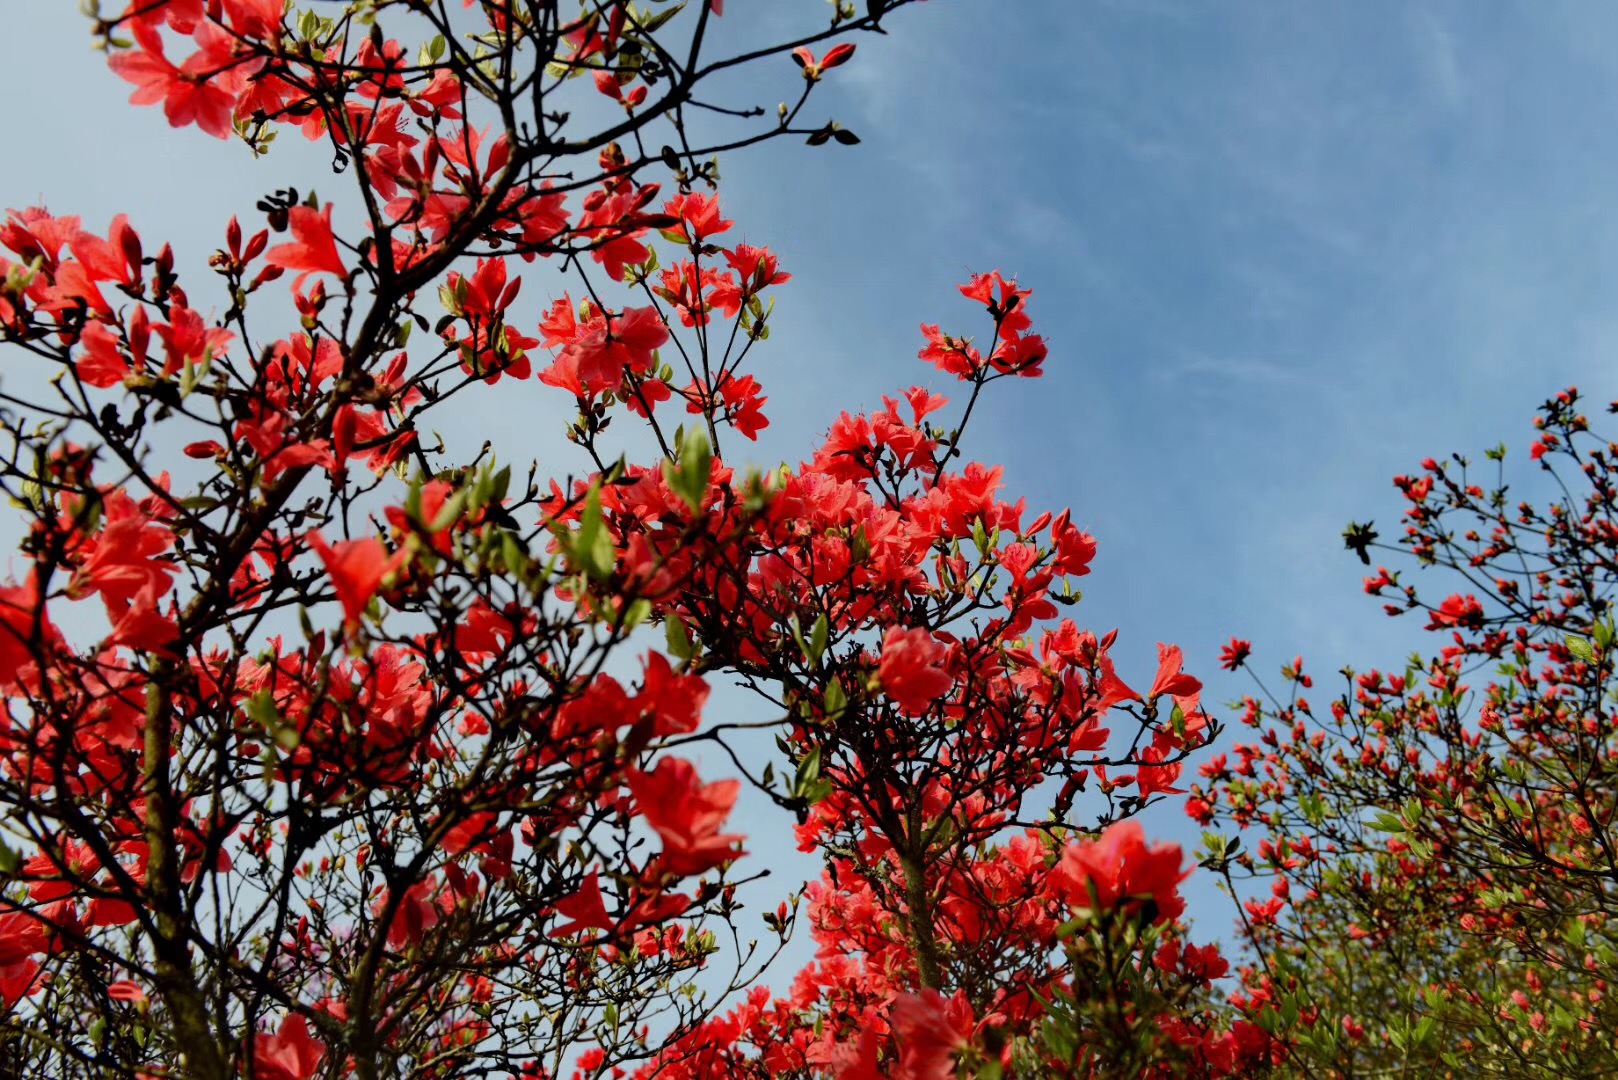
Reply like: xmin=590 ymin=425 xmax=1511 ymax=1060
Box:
xmin=0 ymin=2 xmax=1259 ymax=1078
xmin=1197 ymin=388 xmax=1618 ymax=1076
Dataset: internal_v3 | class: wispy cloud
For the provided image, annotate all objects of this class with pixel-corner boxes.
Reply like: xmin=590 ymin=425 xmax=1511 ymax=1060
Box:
xmin=1413 ymin=10 xmax=1467 ymax=109
xmin=1155 ymin=352 xmax=1313 ymax=388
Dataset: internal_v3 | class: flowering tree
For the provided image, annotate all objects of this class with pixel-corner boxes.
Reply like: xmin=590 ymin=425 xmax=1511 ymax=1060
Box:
xmin=1195 ymin=388 xmax=1618 ymax=1076
xmin=0 ymin=2 xmax=1261 ymax=1077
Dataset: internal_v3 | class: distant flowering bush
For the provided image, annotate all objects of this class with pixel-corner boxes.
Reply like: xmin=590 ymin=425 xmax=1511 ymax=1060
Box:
xmin=1197 ymin=387 xmax=1618 ymax=1075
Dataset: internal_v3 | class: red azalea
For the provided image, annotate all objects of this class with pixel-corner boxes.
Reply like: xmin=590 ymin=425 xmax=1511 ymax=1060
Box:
xmin=918 ymin=324 xmax=983 ymax=380
xmin=663 ymin=191 xmax=733 ymax=243
xmin=548 ymin=302 xmax=670 ymax=393
xmin=959 ymin=270 xmax=1034 ymax=338
xmin=878 ymin=626 xmax=954 ymax=716
xmin=107 ymin=22 xmax=241 ymax=139
xmin=626 ymin=757 xmax=745 ymax=878
xmin=1048 ymin=509 xmax=1097 ymax=577
xmin=251 ymin=1013 xmax=325 ymax=1080
xmin=265 ymin=205 xmax=347 ymax=285
xmin=1427 ymin=593 xmax=1485 ymax=630
xmin=1050 ymin=819 xmax=1189 ymax=924
xmin=632 ymin=651 xmax=710 ymax=739
xmin=307 ymin=531 xmax=406 ymax=630
xmin=722 ymin=243 xmax=791 ymax=292
xmin=551 ymin=871 xmax=615 ymax=938
xmin=154 ymin=302 xmax=234 ymax=375
xmin=890 ymin=990 xmax=971 ymax=1080
xmin=0 ymin=577 xmax=56 ymax=688
xmin=1218 ymin=637 xmax=1252 ymax=671
xmin=1148 ymin=642 xmax=1202 ymax=701
xmin=75 ymin=320 xmax=133 ymax=388
xmin=792 ymin=42 xmax=855 ymax=81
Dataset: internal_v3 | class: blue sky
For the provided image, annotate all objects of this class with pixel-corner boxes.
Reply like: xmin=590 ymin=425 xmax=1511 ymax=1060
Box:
xmin=6 ymin=1 xmax=1617 ymax=955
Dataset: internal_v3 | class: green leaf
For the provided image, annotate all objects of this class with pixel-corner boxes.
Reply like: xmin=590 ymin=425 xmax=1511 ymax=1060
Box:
xmin=1300 ymin=792 xmax=1330 ymax=825
xmin=245 ymin=690 xmax=279 ymax=729
xmin=807 ymin=613 xmax=829 ymax=668
xmin=849 ymin=527 xmax=871 ymax=564
xmin=430 ymin=487 xmax=470 ymax=532
xmin=246 ymin=691 xmax=300 ymax=751
xmin=793 ymin=746 xmax=822 ymax=796
xmin=665 ymin=429 xmax=712 ymax=513
xmin=801 ymin=778 xmax=834 ymax=805
xmin=665 ymin=613 xmax=693 ymax=661
xmin=621 ymin=598 xmax=653 ymax=631
xmin=572 ymin=485 xmax=616 ymax=582
xmin=490 ymin=464 xmax=512 ymax=505
xmin=635 ymin=1 xmax=686 ymax=34
xmin=1368 ymin=811 xmax=1407 ymax=834
xmin=788 ymin=615 xmax=811 ymax=664
xmin=500 ymin=531 xmax=527 ymax=577
xmin=823 ymin=679 xmax=847 ymax=720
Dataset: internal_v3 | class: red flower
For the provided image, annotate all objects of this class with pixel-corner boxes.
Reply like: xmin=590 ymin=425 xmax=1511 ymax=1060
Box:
xmin=722 ymin=243 xmax=790 ymax=293
xmin=1218 ymin=637 xmax=1252 ymax=671
xmin=235 ymin=408 xmax=336 ymax=481
xmin=545 ymin=302 xmax=670 ymax=394
xmin=265 ymin=205 xmax=347 ymax=287
xmin=106 ymin=980 xmax=146 ymax=1003
xmin=307 ymin=531 xmax=405 ymax=630
xmin=252 ymin=1013 xmax=325 ymax=1080
xmin=878 ymin=626 xmax=954 ymax=716
xmin=792 ymin=42 xmax=856 ymax=81
xmin=1148 ymin=642 xmax=1202 ymax=701
xmin=959 ymin=271 xmax=1033 ymax=337
xmin=663 ymin=192 xmax=733 ymax=243
xmin=154 ymin=301 xmax=234 ymax=375
xmin=626 ymin=757 xmax=745 ymax=878
xmin=632 ymin=652 xmax=710 ymax=739
xmin=1135 ymin=739 xmax=1185 ymax=798
xmin=0 ymin=577 xmax=56 ymax=689
xmin=107 ymin=23 xmax=242 ymax=139
xmin=75 ymin=320 xmax=132 ymax=388
xmin=1427 ymin=593 xmax=1485 ymax=630
xmin=890 ymin=990 xmax=971 ymax=1080
xmin=550 ymin=871 xmax=614 ymax=938
xmin=0 ymin=910 xmax=49 ymax=968
xmin=222 ymin=0 xmax=285 ymax=39
xmin=106 ymin=581 xmax=180 ymax=651
xmin=1048 ymin=509 xmax=1097 ymax=577
xmin=711 ymin=372 xmax=770 ymax=440
xmin=1050 ymin=819 xmax=1189 ymax=924
xmin=918 ymin=324 xmax=983 ymax=380
xmin=376 ymin=877 xmax=444 ymax=949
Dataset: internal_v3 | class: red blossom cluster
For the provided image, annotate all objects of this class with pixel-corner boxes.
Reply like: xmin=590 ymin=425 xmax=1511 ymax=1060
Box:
xmin=0 ymin=2 xmax=1271 ymax=1078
